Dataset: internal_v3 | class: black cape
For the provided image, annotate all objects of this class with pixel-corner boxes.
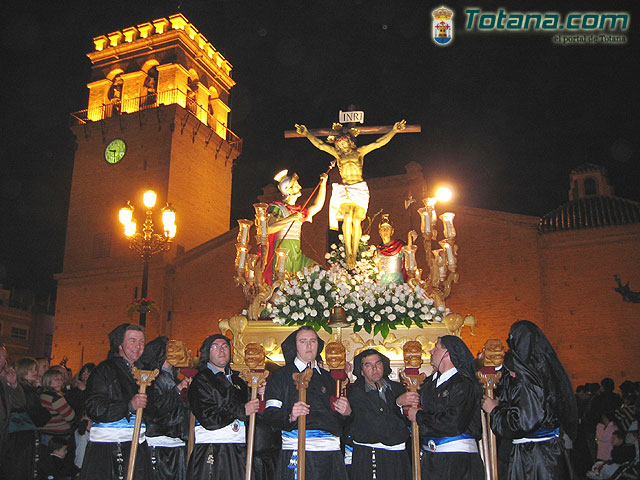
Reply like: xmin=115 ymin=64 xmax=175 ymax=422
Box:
xmin=186 ymin=334 xmax=250 ymax=480
xmin=416 ymin=336 xmax=484 ymax=480
xmin=80 ymin=324 xmax=151 ymax=480
xmin=263 ymin=328 xmax=349 ymax=480
xmin=347 ymin=349 xmax=411 ymax=480
xmin=137 ymin=336 xmax=189 ymax=480
xmin=490 ymin=320 xmax=576 ymax=480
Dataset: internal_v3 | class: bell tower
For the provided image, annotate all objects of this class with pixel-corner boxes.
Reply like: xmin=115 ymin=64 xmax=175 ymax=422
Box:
xmin=53 ymin=14 xmax=241 ymax=369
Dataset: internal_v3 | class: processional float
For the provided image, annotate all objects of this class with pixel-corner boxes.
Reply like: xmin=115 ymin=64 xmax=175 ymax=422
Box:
xmin=224 ymin=113 xmax=478 ymax=479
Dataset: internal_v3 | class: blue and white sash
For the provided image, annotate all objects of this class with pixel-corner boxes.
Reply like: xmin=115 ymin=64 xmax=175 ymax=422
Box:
xmin=194 ymin=419 xmax=245 ymax=444
xmin=146 ymin=435 xmax=185 ymax=448
xmin=353 ymin=440 xmax=406 ymax=451
xmin=512 ymin=427 xmax=560 ymax=444
xmin=90 ymin=415 xmax=145 ymax=444
xmin=281 ymin=429 xmax=340 ymax=452
xmin=423 ymin=433 xmax=478 ymax=453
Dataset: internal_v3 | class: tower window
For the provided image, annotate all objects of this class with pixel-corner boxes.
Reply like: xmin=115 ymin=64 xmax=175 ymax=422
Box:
xmin=584 ymin=177 xmax=598 ymax=196
xmin=11 ymin=327 xmax=28 ymax=340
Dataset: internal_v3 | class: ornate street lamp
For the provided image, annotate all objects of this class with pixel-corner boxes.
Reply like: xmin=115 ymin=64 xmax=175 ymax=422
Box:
xmin=118 ymin=189 xmax=176 ymax=326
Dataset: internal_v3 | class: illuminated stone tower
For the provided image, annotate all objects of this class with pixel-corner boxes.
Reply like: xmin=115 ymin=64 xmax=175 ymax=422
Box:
xmin=54 ymin=14 xmax=241 ymax=368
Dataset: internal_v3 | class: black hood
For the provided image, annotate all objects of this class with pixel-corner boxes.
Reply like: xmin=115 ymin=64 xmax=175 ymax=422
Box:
xmin=108 ymin=323 xmax=133 ymax=359
xmin=507 ymin=320 xmax=578 ymax=439
xmin=198 ymin=334 xmax=231 ymax=370
xmin=281 ymin=327 xmax=324 ymax=365
xmin=440 ymin=335 xmax=477 ymax=383
xmin=353 ymin=348 xmax=392 ymax=379
xmin=136 ymin=336 xmax=168 ymax=370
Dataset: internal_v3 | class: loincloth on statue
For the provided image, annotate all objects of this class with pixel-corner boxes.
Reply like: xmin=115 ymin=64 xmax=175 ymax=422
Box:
xmin=329 ymin=181 xmax=369 ymax=231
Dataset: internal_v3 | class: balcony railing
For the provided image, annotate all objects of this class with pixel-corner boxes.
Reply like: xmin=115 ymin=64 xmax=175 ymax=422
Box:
xmin=70 ymin=88 xmax=242 ymax=152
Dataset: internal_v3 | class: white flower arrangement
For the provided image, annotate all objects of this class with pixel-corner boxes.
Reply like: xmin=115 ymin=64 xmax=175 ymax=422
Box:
xmin=265 ymin=237 xmax=445 ymax=338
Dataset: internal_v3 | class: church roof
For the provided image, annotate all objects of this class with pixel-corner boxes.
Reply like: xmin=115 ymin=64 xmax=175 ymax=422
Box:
xmin=570 ymin=163 xmax=607 ymax=175
xmin=539 ymin=195 xmax=640 ymax=233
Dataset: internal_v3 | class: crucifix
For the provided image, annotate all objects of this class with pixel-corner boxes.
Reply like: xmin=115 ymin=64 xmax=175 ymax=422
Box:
xmin=285 ymin=110 xmax=421 ymax=269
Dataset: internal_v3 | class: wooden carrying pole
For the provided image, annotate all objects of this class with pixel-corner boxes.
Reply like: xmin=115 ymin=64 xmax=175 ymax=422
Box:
xmin=177 ymin=367 xmax=198 ymax=466
xmin=399 ymin=341 xmax=427 ymax=480
xmin=187 ymin=414 xmax=196 ymax=463
xmin=126 ymin=367 xmax=158 ymax=480
xmin=475 ymin=339 xmax=505 ymax=480
xmin=240 ymin=344 xmax=269 ymax=480
xmin=292 ymin=366 xmax=313 ymax=480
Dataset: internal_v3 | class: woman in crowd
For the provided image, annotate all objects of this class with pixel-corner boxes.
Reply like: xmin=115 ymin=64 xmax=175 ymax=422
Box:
xmin=3 ymin=358 xmax=51 ymax=480
xmin=66 ymin=362 xmax=95 ymax=419
xmin=39 ymin=368 xmax=76 ymax=446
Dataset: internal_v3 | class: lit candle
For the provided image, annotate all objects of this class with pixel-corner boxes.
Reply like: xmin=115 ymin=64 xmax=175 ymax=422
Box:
xmin=440 ymin=212 xmax=456 ymax=239
xmin=432 ymin=249 xmax=447 ymax=282
xmin=275 ymin=248 xmax=290 ymax=279
xmin=253 ymin=203 xmax=269 ymax=239
xmin=402 ymin=244 xmax=418 ymax=273
xmin=235 ymin=244 xmax=248 ymax=273
xmin=237 ymin=219 xmax=253 ymax=245
xmin=439 ymin=240 xmax=457 ymax=271
xmin=417 ymin=207 xmax=432 ymax=236
xmin=246 ymin=254 xmax=257 ymax=281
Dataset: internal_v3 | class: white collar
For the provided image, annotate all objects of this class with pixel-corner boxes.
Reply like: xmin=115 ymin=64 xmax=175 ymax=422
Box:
xmin=294 ymin=356 xmax=321 ymax=374
xmin=435 ymin=367 xmax=457 ymax=387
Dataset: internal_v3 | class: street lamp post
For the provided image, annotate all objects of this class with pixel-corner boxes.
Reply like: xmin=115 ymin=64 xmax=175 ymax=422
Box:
xmin=118 ymin=190 xmax=176 ymax=327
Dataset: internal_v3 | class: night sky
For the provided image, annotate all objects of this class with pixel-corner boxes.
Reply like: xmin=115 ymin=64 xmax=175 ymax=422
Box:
xmin=0 ymin=0 xmax=638 ymax=299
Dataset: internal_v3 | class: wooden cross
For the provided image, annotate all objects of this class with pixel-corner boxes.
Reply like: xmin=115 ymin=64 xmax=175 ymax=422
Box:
xmin=285 ymin=105 xmax=420 ymax=138
xmin=284 ymin=123 xmax=421 ymax=138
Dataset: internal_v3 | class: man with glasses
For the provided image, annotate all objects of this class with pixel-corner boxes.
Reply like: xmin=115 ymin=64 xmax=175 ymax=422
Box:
xmin=187 ymin=334 xmax=262 ymax=480
xmin=407 ymin=336 xmax=484 ymax=479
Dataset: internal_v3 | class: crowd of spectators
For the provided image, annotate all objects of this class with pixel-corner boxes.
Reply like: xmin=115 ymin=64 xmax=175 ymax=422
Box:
xmin=572 ymin=378 xmax=639 ymax=479
xmin=0 ymin=343 xmax=95 ymax=480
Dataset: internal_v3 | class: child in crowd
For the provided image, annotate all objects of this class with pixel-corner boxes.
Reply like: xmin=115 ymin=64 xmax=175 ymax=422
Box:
xmin=36 ymin=436 xmax=79 ymax=480
xmin=587 ymin=430 xmax=636 ymax=479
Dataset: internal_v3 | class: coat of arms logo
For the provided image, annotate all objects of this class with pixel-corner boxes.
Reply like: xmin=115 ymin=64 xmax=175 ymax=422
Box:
xmin=432 ymin=6 xmax=454 ymax=46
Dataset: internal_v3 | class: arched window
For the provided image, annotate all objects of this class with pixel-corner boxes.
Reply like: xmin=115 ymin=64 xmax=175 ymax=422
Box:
xmin=186 ymin=69 xmax=199 ymax=114
xmin=584 ymin=177 xmax=598 ymax=196
xmin=107 ymin=73 xmax=124 ymax=115
xmin=143 ymin=66 xmax=158 ymax=106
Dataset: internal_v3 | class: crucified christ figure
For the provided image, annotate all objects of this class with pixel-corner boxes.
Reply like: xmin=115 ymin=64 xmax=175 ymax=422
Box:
xmin=295 ymin=120 xmax=406 ymax=269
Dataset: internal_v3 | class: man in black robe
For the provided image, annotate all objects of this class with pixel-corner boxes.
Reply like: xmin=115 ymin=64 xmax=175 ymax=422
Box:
xmin=136 ymin=336 xmax=191 ymax=480
xmin=187 ymin=334 xmax=261 ymax=480
xmin=80 ymin=323 xmax=152 ymax=480
xmin=263 ymin=326 xmax=351 ymax=480
xmin=347 ymin=348 xmax=412 ymax=480
xmin=407 ymin=335 xmax=485 ymax=479
xmin=482 ymin=320 xmax=577 ymax=480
